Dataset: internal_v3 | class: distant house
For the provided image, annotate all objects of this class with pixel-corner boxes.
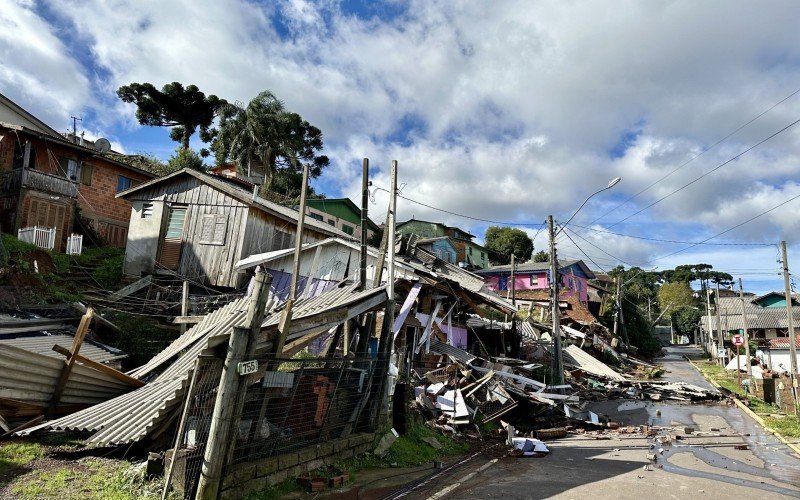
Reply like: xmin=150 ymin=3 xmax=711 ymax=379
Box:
xmin=415 ymin=236 xmax=458 ymax=264
xmin=116 ymin=168 xmax=349 ymax=288
xmin=0 ymin=92 xmax=154 ymax=249
xmin=475 ymin=259 xmax=596 ymax=306
xmin=701 ymin=292 xmax=800 ymax=344
xmin=396 ymin=218 xmax=491 ymax=269
xmin=305 ymin=198 xmax=379 ymax=241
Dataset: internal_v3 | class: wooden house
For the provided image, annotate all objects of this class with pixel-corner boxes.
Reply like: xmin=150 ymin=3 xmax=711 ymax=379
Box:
xmin=116 ymin=168 xmax=349 ymax=288
xmin=396 ymin=218 xmax=492 ymax=269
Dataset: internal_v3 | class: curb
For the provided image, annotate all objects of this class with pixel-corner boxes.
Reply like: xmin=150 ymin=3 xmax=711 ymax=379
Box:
xmin=426 ymin=458 xmax=498 ymax=500
xmin=685 ymin=355 xmax=800 ymax=457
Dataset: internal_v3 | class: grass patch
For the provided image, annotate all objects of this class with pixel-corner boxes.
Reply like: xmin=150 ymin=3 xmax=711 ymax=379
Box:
xmin=9 ymin=457 xmax=169 ymax=500
xmin=763 ymin=414 xmax=800 ymax=438
xmin=694 ymin=360 xmax=746 ymax=396
xmin=0 ymin=442 xmax=44 ymax=470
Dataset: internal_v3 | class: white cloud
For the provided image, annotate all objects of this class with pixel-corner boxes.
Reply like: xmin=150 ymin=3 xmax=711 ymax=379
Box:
xmin=4 ymin=0 xmax=800 ymax=274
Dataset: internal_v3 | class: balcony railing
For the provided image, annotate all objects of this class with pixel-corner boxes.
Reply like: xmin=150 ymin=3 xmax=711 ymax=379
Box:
xmin=0 ymin=168 xmax=78 ymax=198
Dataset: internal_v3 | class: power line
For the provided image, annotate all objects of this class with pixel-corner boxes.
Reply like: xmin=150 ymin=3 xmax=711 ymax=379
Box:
xmin=607 ymin=117 xmax=800 ymax=228
xmin=589 ymin=85 xmax=800 ymax=224
xmin=563 ymin=221 xmax=775 ymax=246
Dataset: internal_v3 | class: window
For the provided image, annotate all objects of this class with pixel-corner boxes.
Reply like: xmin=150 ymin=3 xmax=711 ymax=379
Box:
xmin=141 ymin=203 xmax=153 ymax=219
xmin=308 ymin=212 xmax=324 ymax=222
xmin=468 ymin=247 xmax=472 ymax=255
xmin=59 ymin=157 xmax=78 ymax=180
xmin=80 ymin=163 xmax=93 ymax=185
xmin=342 ymin=224 xmax=354 ymax=236
xmin=165 ymin=207 xmax=187 ymax=239
xmin=117 ymin=175 xmax=134 ymax=192
xmin=530 ymin=275 xmax=538 ymax=287
xmin=481 ymin=251 xmax=485 ymax=259
xmin=272 ymin=229 xmax=293 ymax=250
xmin=327 ymin=219 xmax=336 ymax=226
xmin=199 ymin=214 xmax=228 ymax=245
xmin=12 ymin=141 xmax=35 ymax=169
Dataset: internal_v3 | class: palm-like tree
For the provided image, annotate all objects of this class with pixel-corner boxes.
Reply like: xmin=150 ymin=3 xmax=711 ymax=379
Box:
xmin=213 ymin=91 xmax=329 ymax=197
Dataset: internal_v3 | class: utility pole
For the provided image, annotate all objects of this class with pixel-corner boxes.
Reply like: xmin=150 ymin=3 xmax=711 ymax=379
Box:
xmin=510 ymin=253 xmax=517 ymax=358
xmin=381 ymin=160 xmax=398 ymax=358
xmin=612 ymin=276 xmax=620 ymax=340
xmin=70 ymin=116 xmax=82 ymax=143
xmin=715 ymin=282 xmax=725 ymax=366
xmin=358 ymin=158 xmax=369 ymax=290
xmin=739 ymin=278 xmax=753 ymax=388
xmin=780 ymin=241 xmax=799 ymax=411
xmin=705 ymin=286 xmax=714 ymax=351
xmin=548 ymin=215 xmax=564 ymax=386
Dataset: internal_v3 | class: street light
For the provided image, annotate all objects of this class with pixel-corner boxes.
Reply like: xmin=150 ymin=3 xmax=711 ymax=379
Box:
xmin=558 ymin=177 xmax=622 ymax=234
xmin=548 ymin=176 xmax=621 ymax=387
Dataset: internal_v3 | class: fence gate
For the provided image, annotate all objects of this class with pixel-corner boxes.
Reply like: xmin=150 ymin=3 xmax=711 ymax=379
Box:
xmin=17 ymin=226 xmax=55 ymax=250
xmin=66 ymin=234 xmax=83 ymax=255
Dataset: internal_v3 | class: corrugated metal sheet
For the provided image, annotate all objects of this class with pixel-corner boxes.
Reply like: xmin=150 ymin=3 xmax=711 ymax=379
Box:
xmin=563 ymin=345 xmax=626 ymax=381
xmin=24 ymin=283 xmax=389 ymax=445
xmin=0 ymin=332 xmax=125 ymax=364
xmin=0 ymin=344 xmax=135 ymax=407
xmin=429 ymin=338 xmax=476 ymax=364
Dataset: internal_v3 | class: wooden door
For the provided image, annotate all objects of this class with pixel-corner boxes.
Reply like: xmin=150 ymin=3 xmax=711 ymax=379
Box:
xmin=157 ymin=206 xmax=187 ymax=270
xmin=27 ymin=198 xmax=66 ymax=251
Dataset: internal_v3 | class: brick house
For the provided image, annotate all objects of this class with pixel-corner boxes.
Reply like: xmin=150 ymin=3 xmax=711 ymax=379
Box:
xmin=0 ymin=92 xmax=154 ymax=249
xmin=395 ymin=218 xmax=492 ymax=269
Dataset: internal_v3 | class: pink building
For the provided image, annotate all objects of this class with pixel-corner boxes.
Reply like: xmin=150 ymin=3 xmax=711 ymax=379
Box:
xmin=474 ymin=260 xmax=595 ymax=305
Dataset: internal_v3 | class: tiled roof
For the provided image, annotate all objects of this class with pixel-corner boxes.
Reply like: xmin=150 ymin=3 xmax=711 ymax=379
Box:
xmin=767 ymin=335 xmax=800 ymax=349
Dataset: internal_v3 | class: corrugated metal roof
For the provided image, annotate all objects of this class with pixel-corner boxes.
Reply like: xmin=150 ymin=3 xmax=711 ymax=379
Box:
xmin=767 ymin=335 xmax=800 ymax=349
xmin=24 ymin=283 xmax=390 ymax=445
xmin=0 ymin=332 xmax=125 ymax=364
xmin=562 ymin=345 xmax=626 ymax=381
xmin=0 ymin=344 xmax=135 ymax=408
xmin=429 ymin=337 xmax=476 ymax=364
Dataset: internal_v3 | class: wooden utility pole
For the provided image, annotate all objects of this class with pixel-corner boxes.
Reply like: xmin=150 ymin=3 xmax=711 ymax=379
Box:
xmin=739 ymin=278 xmax=753 ymax=387
xmin=548 ymin=215 xmax=564 ymax=386
xmin=780 ymin=241 xmax=799 ymax=411
xmin=196 ymin=271 xmax=271 ymax=500
xmin=510 ymin=254 xmax=517 ymax=358
xmin=714 ymin=282 xmax=724 ymax=365
xmin=705 ymin=286 xmax=714 ymax=350
xmin=612 ymin=277 xmax=620 ymax=340
xmin=359 ymin=158 xmax=369 ymax=290
xmin=275 ymin=163 xmax=310 ymax=357
xmin=386 ymin=160 xmax=398 ymax=337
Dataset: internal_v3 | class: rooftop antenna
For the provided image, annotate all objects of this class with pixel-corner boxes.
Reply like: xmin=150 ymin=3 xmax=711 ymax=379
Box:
xmin=70 ymin=116 xmax=82 ymax=143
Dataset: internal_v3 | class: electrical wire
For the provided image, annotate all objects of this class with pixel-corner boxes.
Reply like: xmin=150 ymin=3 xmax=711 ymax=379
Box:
xmin=607 ymin=117 xmax=800 ymax=228
xmin=561 ymin=221 xmax=774 ymax=246
xmin=589 ymin=85 xmax=800 ymax=224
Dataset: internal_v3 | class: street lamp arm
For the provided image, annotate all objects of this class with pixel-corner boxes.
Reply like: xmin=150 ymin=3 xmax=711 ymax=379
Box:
xmin=556 ymin=177 xmax=621 ymax=236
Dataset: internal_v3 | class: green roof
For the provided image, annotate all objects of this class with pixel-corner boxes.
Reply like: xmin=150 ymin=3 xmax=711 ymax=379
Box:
xmin=306 ymin=198 xmax=379 ymax=231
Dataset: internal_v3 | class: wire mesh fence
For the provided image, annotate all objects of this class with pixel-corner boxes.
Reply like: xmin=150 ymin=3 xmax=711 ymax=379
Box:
xmin=227 ymin=353 xmax=387 ymax=468
xmin=164 ymin=356 xmax=224 ymax=500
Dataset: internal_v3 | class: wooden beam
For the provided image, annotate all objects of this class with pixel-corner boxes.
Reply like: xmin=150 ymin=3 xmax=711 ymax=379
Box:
xmin=47 ymin=307 xmax=93 ymax=418
xmin=51 ymin=345 xmax=144 ymax=388
xmin=71 ymin=302 xmax=120 ymax=333
xmin=0 ymin=415 xmax=44 ymax=439
xmin=172 ymin=316 xmax=204 ymax=325
xmin=109 ymin=275 xmax=152 ymax=300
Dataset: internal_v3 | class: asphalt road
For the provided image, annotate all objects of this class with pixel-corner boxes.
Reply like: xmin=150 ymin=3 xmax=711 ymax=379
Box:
xmin=430 ymin=346 xmax=800 ymax=500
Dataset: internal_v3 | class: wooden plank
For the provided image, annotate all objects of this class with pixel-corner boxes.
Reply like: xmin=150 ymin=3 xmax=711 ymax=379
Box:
xmin=71 ymin=302 xmax=121 ymax=333
xmin=47 ymin=307 xmax=93 ymax=417
xmin=0 ymin=413 xmax=10 ymax=432
xmin=1 ymin=415 xmax=44 ymax=439
xmin=51 ymin=345 xmax=144 ymax=388
xmin=109 ymin=275 xmax=152 ymax=300
xmin=172 ymin=316 xmax=204 ymax=325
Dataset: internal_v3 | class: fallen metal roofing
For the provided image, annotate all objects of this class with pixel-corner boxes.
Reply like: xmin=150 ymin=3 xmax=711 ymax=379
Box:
xmin=23 ymin=283 xmax=390 ymax=445
xmin=562 ymin=344 xmax=626 ymax=382
xmin=0 ymin=344 xmax=135 ymax=408
xmin=0 ymin=332 xmax=125 ymax=365
xmin=429 ymin=337 xmax=476 ymax=364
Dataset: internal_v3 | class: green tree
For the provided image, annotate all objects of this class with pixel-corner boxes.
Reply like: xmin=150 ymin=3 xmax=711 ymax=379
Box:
xmin=483 ymin=226 xmax=533 ymax=265
xmin=672 ymin=306 xmax=701 ymax=341
xmin=533 ymin=250 xmax=548 ymax=262
xmin=167 ymin=148 xmax=205 ymax=171
xmin=107 ymin=152 xmax=171 ymax=176
xmin=117 ymin=82 xmax=225 ymax=151
xmin=212 ymin=91 xmax=329 ymax=198
xmin=657 ymin=281 xmax=695 ymax=311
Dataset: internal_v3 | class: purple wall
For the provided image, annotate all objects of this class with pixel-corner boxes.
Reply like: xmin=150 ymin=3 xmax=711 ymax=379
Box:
xmin=483 ymin=271 xmax=589 ymax=304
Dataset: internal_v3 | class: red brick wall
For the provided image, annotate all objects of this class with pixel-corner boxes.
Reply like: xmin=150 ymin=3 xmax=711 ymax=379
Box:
xmin=18 ymin=190 xmax=75 ymax=251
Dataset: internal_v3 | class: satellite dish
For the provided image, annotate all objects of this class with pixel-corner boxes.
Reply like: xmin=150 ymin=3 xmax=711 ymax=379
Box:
xmin=94 ymin=138 xmax=111 ymax=154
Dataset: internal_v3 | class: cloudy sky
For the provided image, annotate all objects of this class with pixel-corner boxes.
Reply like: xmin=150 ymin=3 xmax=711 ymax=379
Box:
xmin=3 ymin=0 xmax=800 ymax=292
